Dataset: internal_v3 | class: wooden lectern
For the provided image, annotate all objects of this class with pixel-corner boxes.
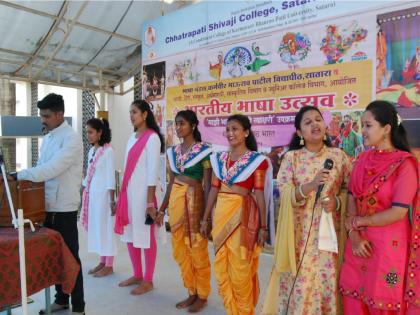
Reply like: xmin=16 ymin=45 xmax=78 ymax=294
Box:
xmin=0 ymin=180 xmax=45 ymax=226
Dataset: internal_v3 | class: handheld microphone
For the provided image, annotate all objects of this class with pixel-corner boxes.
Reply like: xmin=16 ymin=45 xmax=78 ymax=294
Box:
xmin=315 ymin=158 xmax=334 ymax=201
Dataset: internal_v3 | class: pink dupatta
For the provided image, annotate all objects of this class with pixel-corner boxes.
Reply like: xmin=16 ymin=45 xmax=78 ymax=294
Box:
xmin=114 ymin=129 xmax=154 ymax=235
xmin=80 ymin=144 xmax=110 ymax=231
xmin=405 ymin=162 xmax=420 ymax=309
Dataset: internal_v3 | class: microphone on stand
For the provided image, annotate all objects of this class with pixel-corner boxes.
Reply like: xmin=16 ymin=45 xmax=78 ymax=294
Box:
xmin=315 ymin=158 xmax=334 ymax=201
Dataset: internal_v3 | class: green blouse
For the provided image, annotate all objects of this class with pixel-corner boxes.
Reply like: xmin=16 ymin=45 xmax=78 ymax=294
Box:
xmin=176 ymin=155 xmax=211 ymax=180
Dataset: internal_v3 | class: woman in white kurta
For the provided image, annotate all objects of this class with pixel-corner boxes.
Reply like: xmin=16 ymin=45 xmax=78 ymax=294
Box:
xmin=121 ymin=132 xmax=160 ymax=248
xmin=81 ymin=118 xmax=117 ymax=278
xmin=116 ymin=99 xmax=166 ymax=296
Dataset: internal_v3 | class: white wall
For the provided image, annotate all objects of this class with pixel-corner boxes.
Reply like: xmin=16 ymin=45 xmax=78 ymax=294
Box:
xmin=107 ymin=78 xmax=134 ymax=172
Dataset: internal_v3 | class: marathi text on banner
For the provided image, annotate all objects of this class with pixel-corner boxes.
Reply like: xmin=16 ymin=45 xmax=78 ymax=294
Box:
xmin=167 ymin=60 xmax=372 ymax=119
xmin=166 ymin=60 xmax=371 ymax=147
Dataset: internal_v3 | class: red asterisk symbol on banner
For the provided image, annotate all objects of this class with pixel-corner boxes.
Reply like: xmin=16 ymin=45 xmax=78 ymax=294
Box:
xmin=343 ymin=92 xmax=359 ymax=107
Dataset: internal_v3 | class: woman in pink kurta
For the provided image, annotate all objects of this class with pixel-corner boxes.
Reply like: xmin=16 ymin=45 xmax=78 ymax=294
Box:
xmin=340 ymin=100 xmax=420 ymax=314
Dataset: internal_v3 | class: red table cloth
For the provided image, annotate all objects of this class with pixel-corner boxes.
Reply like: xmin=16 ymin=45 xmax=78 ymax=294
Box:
xmin=0 ymin=227 xmax=80 ymax=309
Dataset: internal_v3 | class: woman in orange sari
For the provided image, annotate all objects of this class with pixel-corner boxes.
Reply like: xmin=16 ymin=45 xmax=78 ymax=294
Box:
xmin=157 ymin=110 xmax=212 ymax=312
xmin=201 ymin=114 xmax=271 ymax=315
xmin=340 ymin=100 xmax=420 ymax=314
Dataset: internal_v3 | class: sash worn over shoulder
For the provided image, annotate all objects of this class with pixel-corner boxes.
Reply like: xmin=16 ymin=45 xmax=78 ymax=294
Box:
xmin=114 ymin=130 xmax=154 ymax=235
xmin=210 ymin=151 xmax=266 ymax=185
xmin=167 ymin=142 xmax=212 ymax=174
xmin=407 ymin=162 xmax=420 ymax=307
xmin=80 ymin=144 xmax=110 ymax=231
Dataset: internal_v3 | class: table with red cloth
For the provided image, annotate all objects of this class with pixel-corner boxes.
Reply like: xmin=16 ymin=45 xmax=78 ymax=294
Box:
xmin=0 ymin=227 xmax=80 ymax=310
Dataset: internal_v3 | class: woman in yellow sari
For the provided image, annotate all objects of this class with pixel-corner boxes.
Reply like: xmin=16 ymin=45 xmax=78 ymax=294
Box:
xmin=261 ymin=106 xmax=351 ymax=315
xmin=157 ymin=110 xmax=212 ymax=313
xmin=200 ymin=114 xmax=271 ymax=315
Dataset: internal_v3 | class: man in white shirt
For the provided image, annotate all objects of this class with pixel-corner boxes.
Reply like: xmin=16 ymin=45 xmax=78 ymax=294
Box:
xmin=16 ymin=93 xmax=85 ymax=314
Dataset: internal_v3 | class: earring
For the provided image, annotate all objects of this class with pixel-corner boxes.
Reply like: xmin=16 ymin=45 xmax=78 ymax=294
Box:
xmin=299 ymin=136 xmax=304 ymax=146
xmin=323 ymin=134 xmax=327 ymax=141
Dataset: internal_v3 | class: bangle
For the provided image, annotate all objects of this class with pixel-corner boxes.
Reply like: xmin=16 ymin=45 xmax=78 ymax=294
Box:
xmin=334 ymin=196 xmax=341 ymax=211
xmin=200 ymin=219 xmax=208 ymax=226
xmin=348 ymin=228 xmax=355 ymax=236
xmin=260 ymin=226 xmax=268 ymax=231
xmin=298 ymin=185 xmax=308 ymax=199
xmin=147 ymin=202 xmax=155 ymax=208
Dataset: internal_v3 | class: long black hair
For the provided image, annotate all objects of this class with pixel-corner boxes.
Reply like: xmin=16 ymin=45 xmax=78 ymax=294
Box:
xmin=288 ymin=106 xmax=332 ymax=151
xmin=86 ymin=118 xmax=112 ymax=146
xmin=175 ymin=110 xmax=202 ymax=142
xmin=365 ymin=100 xmax=410 ymax=152
xmin=227 ymin=114 xmax=258 ymax=151
xmin=132 ymin=99 xmax=165 ymax=153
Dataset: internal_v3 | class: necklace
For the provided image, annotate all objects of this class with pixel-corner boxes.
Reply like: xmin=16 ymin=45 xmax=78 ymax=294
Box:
xmin=374 ymin=147 xmax=396 ymax=153
xmin=176 ymin=141 xmax=196 ymax=171
xmin=228 ymin=149 xmax=249 ymax=162
xmin=180 ymin=141 xmax=195 ymax=155
xmin=227 ymin=150 xmax=249 ymax=169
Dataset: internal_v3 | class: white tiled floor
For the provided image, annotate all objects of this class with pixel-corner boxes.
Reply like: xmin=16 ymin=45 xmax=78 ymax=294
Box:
xmin=4 ymin=229 xmax=273 ymax=315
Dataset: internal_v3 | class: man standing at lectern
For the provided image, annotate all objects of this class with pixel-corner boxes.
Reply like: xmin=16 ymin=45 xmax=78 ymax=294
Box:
xmin=13 ymin=93 xmax=85 ymax=314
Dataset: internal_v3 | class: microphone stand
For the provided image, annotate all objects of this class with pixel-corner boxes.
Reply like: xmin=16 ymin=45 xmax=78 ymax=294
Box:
xmin=1 ymin=152 xmax=34 ymax=315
